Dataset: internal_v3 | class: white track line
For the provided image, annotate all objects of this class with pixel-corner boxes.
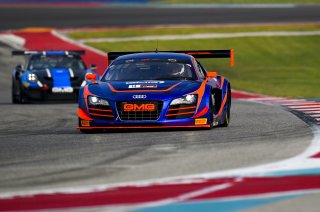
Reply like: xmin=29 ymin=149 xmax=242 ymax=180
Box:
xmin=311 ymin=114 xmax=320 ymax=118
xmin=295 ymin=108 xmax=320 ymax=111
xmin=52 ymin=30 xmax=108 ymax=57
xmin=305 ymin=111 xmax=320 ymax=114
xmin=0 ymin=33 xmax=25 ymax=49
xmin=285 ymin=101 xmax=320 ymax=107
xmin=289 ymin=105 xmax=320 ymax=109
xmin=259 ymin=99 xmax=305 ymax=103
xmin=279 ymin=101 xmax=317 ymax=106
xmin=79 ymin=31 xmax=320 ymax=43
xmin=247 ymin=97 xmax=286 ymax=101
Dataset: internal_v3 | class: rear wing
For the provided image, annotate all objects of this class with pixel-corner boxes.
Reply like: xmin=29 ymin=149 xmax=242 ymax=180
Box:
xmin=107 ymin=49 xmax=234 ymax=67
xmin=12 ymin=50 xmax=85 ymax=56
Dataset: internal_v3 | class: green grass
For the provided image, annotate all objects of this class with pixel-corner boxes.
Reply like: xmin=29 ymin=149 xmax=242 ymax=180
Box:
xmin=68 ymin=24 xmax=320 ymax=39
xmin=161 ymin=0 xmax=320 ymax=3
xmin=86 ymin=36 xmax=320 ymax=98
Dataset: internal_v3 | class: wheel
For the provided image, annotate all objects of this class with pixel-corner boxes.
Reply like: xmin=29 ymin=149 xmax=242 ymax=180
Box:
xmin=221 ymin=89 xmax=231 ymax=127
xmin=221 ymin=106 xmax=230 ymax=127
xmin=12 ymin=80 xmax=27 ymax=104
xmin=12 ymin=80 xmax=19 ymax=104
xmin=18 ymin=82 xmax=28 ymax=104
xmin=209 ymin=93 xmax=216 ymax=128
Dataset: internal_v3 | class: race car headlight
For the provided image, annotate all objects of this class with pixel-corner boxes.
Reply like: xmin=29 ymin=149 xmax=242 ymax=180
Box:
xmin=170 ymin=94 xmax=197 ymax=105
xmin=27 ymin=73 xmax=38 ymax=83
xmin=88 ymin=96 xmax=109 ymax=106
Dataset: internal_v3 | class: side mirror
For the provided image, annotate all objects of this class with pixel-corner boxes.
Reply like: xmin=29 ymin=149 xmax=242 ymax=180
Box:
xmin=206 ymin=72 xmax=217 ymax=78
xmin=85 ymin=73 xmax=97 ymax=83
xmin=90 ymin=64 xmax=97 ymax=71
xmin=16 ymin=64 xmax=23 ymax=72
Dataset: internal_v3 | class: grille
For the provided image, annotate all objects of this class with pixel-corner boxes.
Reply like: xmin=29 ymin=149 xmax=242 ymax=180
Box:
xmin=166 ymin=104 xmax=196 ymax=119
xmin=117 ymin=101 xmax=163 ymax=121
xmin=88 ymin=105 xmax=114 ymax=120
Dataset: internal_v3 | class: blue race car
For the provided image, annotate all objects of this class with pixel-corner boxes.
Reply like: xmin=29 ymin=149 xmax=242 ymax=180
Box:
xmin=78 ymin=50 xmax=233 ymax=133
xmin=12 ymin=50 xmax=97 ymax=103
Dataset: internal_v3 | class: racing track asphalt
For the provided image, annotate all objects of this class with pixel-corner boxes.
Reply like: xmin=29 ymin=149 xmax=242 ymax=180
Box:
xmin=0 ymin=42 xmax=313 ymax=194
xmin=0 ymin=4 xmax=319 ymax=30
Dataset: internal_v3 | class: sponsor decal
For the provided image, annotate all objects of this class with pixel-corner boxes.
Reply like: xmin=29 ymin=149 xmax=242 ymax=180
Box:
xmin=132 ymin=95 xmax=147 ymax=99
xmin=195 ymin=118 xmax=207 ymax=125
xmin=128 ymin=85 xmax=141 ymax=89
xmin=52 ymin=87 xmax=73 ymax=93
xmin=123 ymin=103 xmax=155 ymax=112
xmin=81 ymin=120 xmax=90 ymax=127
xmin=142 ymin=84 xmax=157 ymax=88
xmin=129 ymin=84 xmax=157 ymax=89
xmin=126 ymin=81 xmax=165 ymax=84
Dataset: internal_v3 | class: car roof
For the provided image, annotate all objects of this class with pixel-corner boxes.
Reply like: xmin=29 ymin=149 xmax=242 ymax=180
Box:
xmin=115 ymin=52 xmax=194 ymax=61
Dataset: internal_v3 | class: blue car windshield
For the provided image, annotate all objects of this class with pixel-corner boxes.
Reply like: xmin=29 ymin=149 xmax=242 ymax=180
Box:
xmin=103 ymin=59 xmax=196 ymax=81
xmin=28 ymin=55 xmax=86 ymax=71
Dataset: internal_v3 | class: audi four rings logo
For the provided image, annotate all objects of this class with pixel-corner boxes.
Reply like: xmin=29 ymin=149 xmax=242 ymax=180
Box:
xmin=133 ymin=95 xmax=147 ymax=99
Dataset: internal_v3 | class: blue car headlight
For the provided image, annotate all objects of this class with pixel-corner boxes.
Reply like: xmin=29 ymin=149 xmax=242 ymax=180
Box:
xmin=170 ymin=94 xmax=197 ymax=105
xmin=88 ymin=96 xmax=109 ymax=106
xmin=27 ymin=73 xmax=38 ymax=83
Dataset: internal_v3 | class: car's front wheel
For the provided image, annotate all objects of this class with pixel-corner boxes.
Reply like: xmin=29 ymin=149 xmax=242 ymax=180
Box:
xmin=209 ymin=93 xmax=216 ymax=128
xmin=12 ymin=80 xmax=28 ymax=104
xmin=221 ymin=89 xmax=231 ymax=127
xmin=12 ymin=81 xmax=19 ymax=104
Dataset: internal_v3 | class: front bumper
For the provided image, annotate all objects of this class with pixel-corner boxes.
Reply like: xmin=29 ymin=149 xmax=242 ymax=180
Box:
xmin=22 ymin=86 xmax=79 ymax=101
xmin=78 ymin=117 xmax=210 ymax=129
xmin=78 ymin=124 xmax=210 ymax=130
xmin=78 ymin=97 xmax=211 ymax=129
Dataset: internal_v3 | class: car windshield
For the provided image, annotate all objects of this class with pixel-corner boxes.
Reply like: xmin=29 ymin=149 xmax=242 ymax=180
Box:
xmin=28 ymin=55 xmax=86 ymax=71
xmin=103 ymin=59 xmax=196 ymax=81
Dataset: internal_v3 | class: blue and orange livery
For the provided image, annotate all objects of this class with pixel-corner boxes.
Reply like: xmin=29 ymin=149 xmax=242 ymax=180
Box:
xmin=78 ymin=50 xmax=233 ymax=133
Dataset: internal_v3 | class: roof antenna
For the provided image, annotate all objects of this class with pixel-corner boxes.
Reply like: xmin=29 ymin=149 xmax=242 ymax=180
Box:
xmin=155 ymin=40 xmax=159 ymax=53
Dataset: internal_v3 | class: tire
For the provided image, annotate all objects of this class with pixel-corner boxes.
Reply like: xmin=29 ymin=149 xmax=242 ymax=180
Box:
xmin=12 ymin=80 xmax=19 ymax=104
xmin=209 ymin=93 xmax=215 ymax=128
xmin=221 ymin=89 xmax=231 ymax=127
xmin=12 ymin=80 xmax=27 ymax=104
xmin=18 ymin=82 xmax=28 ymax=104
